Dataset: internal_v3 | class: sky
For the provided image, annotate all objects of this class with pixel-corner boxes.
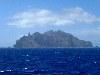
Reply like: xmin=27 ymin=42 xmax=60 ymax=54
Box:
xmin=0 ymin=0 xmax=100 ymax=47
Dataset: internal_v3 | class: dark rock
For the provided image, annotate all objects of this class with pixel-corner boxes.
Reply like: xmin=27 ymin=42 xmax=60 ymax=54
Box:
xmin=14 ymin=30 xmax=93 ymax=48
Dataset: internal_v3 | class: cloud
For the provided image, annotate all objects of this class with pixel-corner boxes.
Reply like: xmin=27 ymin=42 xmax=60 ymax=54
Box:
xmin=7 ymin=7 xmax=100 ymax=28
xmin=64 ymin=7 xmax=100 ymax=24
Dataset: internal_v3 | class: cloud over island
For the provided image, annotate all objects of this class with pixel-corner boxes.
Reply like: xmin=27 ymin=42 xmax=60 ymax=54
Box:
xmin=7 ymin=7 xmax=100 ymax=28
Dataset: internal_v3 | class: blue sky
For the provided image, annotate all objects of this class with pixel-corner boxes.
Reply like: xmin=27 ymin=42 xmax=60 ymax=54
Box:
xmin=0 ymin=0 xmax=100 ymax=47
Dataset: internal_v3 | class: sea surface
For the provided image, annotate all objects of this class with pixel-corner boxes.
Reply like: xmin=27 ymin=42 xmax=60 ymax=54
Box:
xmin=0 ymin=48 xmax=100 ymax=75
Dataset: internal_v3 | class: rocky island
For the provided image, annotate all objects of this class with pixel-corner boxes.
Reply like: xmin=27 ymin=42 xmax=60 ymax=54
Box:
xmin=14 ymin=30 xmax=93 ymax=48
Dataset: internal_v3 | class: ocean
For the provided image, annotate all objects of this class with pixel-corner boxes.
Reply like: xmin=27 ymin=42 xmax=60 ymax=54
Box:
xmin=0 ymin=48 xmax=100 ymax=75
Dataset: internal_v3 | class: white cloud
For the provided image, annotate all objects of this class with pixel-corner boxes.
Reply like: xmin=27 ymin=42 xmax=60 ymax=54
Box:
xmin=63 ymin=7 xmax=100 ymax=24
xmin=7 ymin=7 xmax=100 ymax=28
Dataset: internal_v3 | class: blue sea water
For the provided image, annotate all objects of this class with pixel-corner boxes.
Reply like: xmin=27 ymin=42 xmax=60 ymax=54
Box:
xmin=0 ymin=48 xmax=100 ymax=75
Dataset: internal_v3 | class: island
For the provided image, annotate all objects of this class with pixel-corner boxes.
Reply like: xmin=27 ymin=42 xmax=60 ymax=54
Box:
xmin=14 ymin=30 xmax=93 ymax=48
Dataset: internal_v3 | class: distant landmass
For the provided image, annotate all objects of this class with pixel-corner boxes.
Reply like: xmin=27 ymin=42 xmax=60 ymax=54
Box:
xmin=14 ymin=30 xmax=93 ymax=48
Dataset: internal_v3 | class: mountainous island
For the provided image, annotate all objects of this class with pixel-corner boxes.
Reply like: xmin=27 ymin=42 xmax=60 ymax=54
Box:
xmin=14 ymin=30 xmax=93 ymax=48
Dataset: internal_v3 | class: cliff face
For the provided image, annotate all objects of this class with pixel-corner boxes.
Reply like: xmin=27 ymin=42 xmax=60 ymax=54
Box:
xmin=14 ymin=30 xmax=93 ymax=48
